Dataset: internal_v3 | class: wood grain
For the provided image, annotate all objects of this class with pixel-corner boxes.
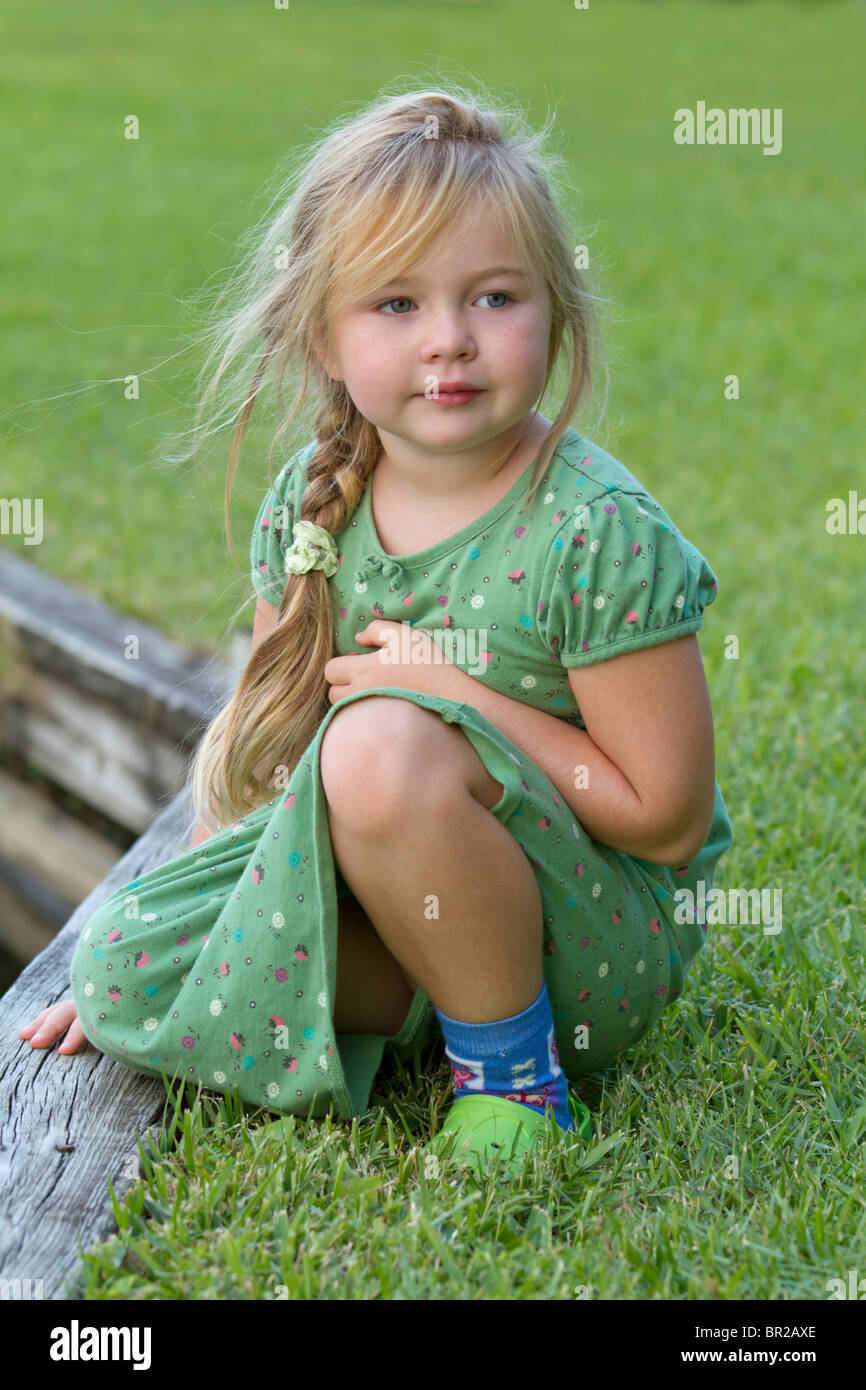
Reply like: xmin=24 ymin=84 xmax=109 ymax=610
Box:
xmin=0 ymin=786 xmax=193 ymax=1300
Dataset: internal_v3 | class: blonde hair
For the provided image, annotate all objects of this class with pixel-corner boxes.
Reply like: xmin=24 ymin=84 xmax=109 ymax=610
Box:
xmin=179 ymin=78 xmax=610 ymax=836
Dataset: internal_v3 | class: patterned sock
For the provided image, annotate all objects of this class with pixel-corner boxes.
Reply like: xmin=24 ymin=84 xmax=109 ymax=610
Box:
xmin=434 ymin=979 xmax=574 ymax=1132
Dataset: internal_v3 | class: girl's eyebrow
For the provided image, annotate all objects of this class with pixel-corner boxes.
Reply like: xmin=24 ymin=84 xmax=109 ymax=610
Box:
xmin=374 ymin=265 xmax=530 ymax=291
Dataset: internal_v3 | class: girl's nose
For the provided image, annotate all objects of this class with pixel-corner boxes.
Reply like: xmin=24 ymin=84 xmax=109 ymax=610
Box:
xmin=421 ymin=312 xmax=476 ymax=357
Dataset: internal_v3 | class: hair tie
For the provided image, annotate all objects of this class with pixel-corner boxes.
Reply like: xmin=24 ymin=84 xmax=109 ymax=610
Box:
xmin=284 ymin=520 xmax=339 ymax=578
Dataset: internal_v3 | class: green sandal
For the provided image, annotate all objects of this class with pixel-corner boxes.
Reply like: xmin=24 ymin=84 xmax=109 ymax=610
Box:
xmin=425 ymin=1091 xmax=592 ymax=1169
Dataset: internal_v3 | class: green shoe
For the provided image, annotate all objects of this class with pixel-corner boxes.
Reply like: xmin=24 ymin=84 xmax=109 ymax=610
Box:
xmin=425 ymin=1092 xmax=591 ymax=1170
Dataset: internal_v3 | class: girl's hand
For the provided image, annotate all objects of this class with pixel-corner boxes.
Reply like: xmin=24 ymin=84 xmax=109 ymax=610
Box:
xmin=19 ymin=999 xmax=88 ymax=1054
xmin=324 ymin=619 xmax=470 ymax=705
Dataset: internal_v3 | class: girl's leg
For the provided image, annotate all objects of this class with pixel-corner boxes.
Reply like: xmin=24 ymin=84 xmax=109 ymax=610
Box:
xmin=320 ymin=697 xmax=544 ymax=1024
xmin=332 ymin=894 xmax=419 ymax=1036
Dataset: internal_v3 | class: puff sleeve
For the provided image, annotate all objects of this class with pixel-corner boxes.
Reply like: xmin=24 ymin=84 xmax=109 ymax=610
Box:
xmin=250 ymin=442 xmax=319 ymax=606
xmin=250 ymin=467 xmax=294 ymax=608
xmin=540 ymin=488 xmax=719 ymax=667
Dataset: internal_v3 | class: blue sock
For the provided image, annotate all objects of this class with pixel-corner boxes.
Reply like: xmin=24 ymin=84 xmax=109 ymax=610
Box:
xmin=434 ymin=980 xmax=574 ymax=1132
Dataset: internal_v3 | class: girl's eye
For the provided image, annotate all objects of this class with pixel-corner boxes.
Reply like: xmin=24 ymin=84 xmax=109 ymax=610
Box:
xmin=375 ymin=291 xmax=515 ymax=314
xmin=378 ymin=298 xmax=413 ymax=315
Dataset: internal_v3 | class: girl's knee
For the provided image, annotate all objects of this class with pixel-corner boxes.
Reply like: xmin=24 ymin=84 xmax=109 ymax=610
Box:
xmin=319 ymin=695 xmax=453 ymax=817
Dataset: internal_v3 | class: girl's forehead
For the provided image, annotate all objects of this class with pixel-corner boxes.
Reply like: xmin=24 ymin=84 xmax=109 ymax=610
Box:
xmin=418 ymin=203 xmax=521 ymax=256
xmin=353 ymin=188 xmax=518 ymax=256
xmin=347 ymin=219 xmax=532 ymax=291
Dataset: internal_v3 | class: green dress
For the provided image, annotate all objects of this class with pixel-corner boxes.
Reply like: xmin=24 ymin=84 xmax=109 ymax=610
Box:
xmin=69 ymin=425 xmax=733 ymax=1119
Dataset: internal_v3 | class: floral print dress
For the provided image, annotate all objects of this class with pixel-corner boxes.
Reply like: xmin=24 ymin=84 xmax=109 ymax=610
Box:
xmin=69 ymin=426 xmax=733 ymax=1119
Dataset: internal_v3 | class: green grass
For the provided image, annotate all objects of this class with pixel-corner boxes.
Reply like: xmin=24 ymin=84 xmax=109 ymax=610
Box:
xmin=74 ymin=918 xmax=866 ymax=1299
xmin=3 ymin=0 xmax=865 ymax=1299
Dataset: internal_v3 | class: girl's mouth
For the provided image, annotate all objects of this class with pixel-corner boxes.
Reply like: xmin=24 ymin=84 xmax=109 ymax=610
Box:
xmin=421 ymin=389 xmax=483 ymax=406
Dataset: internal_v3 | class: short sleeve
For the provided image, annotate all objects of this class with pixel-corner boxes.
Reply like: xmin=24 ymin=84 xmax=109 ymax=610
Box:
xmin=250 ymin=442 xmax=317 ymax=607
xmin=540 ymin=488 xmax=719 ymax=668
xmin=250 ymin=472 xmax=294 ymax=607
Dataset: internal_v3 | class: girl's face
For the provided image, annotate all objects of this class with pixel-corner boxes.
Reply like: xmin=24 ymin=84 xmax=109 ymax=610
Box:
xmin=319 ymin=203 xmax=553 ymax=464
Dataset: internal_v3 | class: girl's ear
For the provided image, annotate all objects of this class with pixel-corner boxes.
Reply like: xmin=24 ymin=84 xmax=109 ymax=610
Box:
xmin=312 ymin=327 xmax=342 ymax=382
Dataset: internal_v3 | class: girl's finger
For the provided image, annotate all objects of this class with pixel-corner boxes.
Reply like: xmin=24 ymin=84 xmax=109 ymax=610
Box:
xmin=19 ymin=1006 xmax=53 ymax=1036
xmin=57 ymin=1019 xmax=88 ymax=1054
xmin=22 ymin=999 xmax=78 ymax=1044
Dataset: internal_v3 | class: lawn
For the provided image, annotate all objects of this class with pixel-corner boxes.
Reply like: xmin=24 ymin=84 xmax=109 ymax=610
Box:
xmin=2 ymin=0 xmax=864 ymax=1299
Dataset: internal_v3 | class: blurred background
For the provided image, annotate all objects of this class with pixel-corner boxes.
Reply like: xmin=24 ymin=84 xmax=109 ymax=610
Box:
xmin=1 ymin=0 xmax=863 ymax=989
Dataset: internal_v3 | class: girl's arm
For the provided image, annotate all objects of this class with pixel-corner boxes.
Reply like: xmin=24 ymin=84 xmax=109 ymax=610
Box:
xmin=187 ymin=595 xmax=282 ymax=849
xmin=449 ymin=634 xmax=717 ymax=866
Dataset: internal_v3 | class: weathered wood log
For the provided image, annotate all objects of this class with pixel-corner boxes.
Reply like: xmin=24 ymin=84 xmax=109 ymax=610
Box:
xmin=0 ymin=551 xmax=257 ymax=1296
xmin=0 ymin=548 xmax=243 ymax=834
xmin=0 ymin=770 xmax=121 ymax=931
xmin=0 ymin=785 xmax=194 ymax=1300
xmin=0 ymin=863 xmax=67 ymax=964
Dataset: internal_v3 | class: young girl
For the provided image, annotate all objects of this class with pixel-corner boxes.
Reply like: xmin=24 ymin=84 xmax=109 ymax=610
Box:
xmin=20 ymin=84 xmax=732 ymax=1167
